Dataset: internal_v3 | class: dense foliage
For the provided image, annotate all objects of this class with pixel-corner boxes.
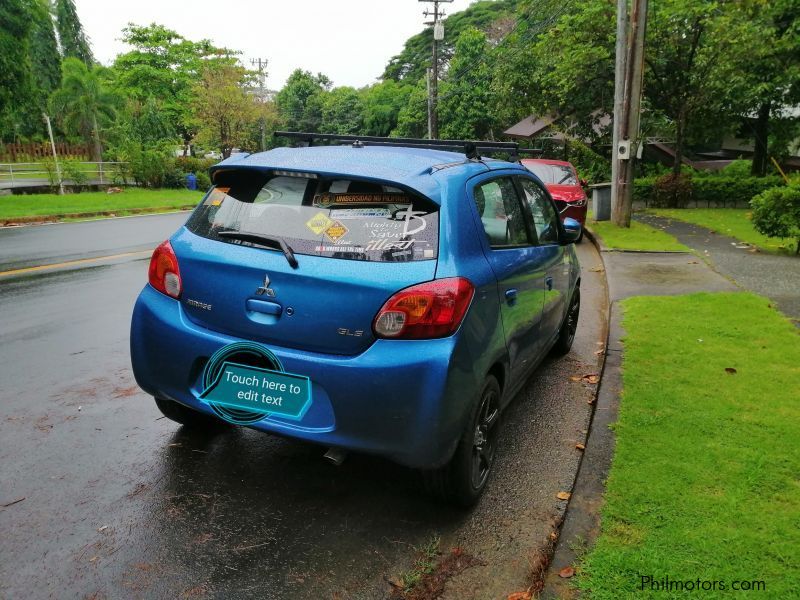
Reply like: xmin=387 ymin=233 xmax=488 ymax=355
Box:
xmin=750 ymin=185 xmax=800 ymax=253
xmin=0 ymin=0 xmax=798 ymax=193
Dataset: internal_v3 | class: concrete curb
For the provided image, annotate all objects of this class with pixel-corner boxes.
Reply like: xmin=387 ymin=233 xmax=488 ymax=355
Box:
xmin=0 ymin=207 xmax=195 ymax=228
xmin=540 ymin=227 xmax=620 ymax=599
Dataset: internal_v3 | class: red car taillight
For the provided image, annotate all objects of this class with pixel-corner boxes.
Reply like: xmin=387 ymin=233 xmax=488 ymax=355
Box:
xmin=373 ymin=277 xmax=475 ymax=340
xmin=148 ymin=240 xmax=182 ymax=299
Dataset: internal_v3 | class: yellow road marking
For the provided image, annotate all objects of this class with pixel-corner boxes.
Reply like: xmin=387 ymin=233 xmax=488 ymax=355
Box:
xmin=0 ymin=250 xmax=151 ymax=277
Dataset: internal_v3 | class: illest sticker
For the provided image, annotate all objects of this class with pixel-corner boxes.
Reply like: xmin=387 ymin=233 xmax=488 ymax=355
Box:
xmin=324 ymin=220 xmax=349 ymax=243
xmin=306 ymin=212 xmax=334 ymax=235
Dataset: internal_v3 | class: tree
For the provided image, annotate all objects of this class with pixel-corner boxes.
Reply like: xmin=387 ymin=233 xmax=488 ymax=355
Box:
xmin=384 ymin=0 xmax=522 ymax=83
xmin=49 ymin=58 xmax=117 ymax=160
xmin=644 ymin=0 xmax=756 ymax=177
xmin=439 ymin=28 xmax=494 ymax=140
xmin=274 ymin=69 xmax=331 ymax=133
xmin=728 ymin=0 xmax=800 ymax=176
xmin=361 ymin=80 xmax=413 ymax=137
xmin=0 ymin=0 xmax=35 ymax=133
xmin=320 ymin=87 xmax=364 ymax=135
xmin=29 ymin=0 xmax=61 ymax=103
xmin=190 ymin=62 xmax=258 ymax=158
xmin=53 ymin=0 xmax=93 ymax=65
xmin=113 ymin=23 xmax=236 ymax=154
xmin=394 ymin=78 xmax=429 ymax=138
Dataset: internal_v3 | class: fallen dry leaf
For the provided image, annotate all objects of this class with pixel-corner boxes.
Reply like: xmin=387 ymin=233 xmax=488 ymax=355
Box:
xmin=559 ymin=566 xmax=575 ymax=578
xmin=549 ymin=531 xmax=558 ymax=541
xmin=595 ymin=348 xmax=605 ymax=355
xmin=507 ymin=592 xmax=532 ymax=600
xmin=570 ymin=376 xmax=582 ymax=382
xmin=557 ymin=491 xmax=571 ymax=501
xmin=582 ymin=374 xmax=600 ymax=384
xmin=725 ymin=367 xmax=737 ymax=374
xmin=687 ymin=260 xmax=699 ymax=264
xmin=588 ymin=266 xmax=604 ymax=273
xmin=587 ymin=399 xmax=596 ymax=405
xmin=576 ymin=443 xmax=586 ymax=451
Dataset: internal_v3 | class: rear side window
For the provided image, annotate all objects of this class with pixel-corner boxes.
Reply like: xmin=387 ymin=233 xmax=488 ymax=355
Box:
xmin=186 ymin=171 xmax=439 ymax=262
xmin=473 ymin=177 xmax=529 ymax=248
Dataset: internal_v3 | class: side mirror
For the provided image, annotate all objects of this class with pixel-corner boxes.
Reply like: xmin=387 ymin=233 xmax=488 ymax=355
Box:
xmin=561 ymin=217 xmax=582 ymax=244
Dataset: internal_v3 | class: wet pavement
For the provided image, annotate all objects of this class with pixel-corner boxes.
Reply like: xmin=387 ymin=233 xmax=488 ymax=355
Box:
xmin=0 ymin=215 xmax=607 ymax=599
xmin=638 ymin=214 xmax=800 ymax=321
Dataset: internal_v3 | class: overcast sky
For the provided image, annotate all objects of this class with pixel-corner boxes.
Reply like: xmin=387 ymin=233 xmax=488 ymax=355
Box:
xmin=75 ymin=0 xmax=475 ymax=89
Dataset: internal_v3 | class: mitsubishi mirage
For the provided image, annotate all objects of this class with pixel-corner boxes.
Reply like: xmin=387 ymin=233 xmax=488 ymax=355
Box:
xmin=130 ymin=135 xmax=582 ymax=506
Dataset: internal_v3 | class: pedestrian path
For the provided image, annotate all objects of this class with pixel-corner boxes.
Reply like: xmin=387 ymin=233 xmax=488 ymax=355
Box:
xmin=638 ymin=214 xmax=800 ymax=321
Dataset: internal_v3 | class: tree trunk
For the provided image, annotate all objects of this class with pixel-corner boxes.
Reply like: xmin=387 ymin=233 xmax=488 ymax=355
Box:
xmin=91 ymin=113 xmax=103 ymax=162
xmin=751 ymin=101 xmax=770 ymax=177
xmin=668 ymin=109 xmax=687 ymax=208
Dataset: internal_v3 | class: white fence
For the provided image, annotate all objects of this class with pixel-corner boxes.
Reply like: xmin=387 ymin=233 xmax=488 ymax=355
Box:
xmin=0 ymin=162 xmax=129 ymax=188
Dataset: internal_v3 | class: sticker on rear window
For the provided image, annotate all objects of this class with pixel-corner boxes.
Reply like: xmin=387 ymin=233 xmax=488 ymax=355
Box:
xmin=324 ymin=221 xmax=349 ymax=243
xmin=330 ymin=208 xmax=392 ymax=219
xmin=314 ymin=192 xmax=412 ymax=206
xmin=306 ymin=211 xmax=334 ymax=235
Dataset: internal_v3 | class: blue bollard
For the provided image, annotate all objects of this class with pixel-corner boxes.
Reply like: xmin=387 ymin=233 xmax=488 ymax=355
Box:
xmin=186 ymin=173 xmax=197 ymax=191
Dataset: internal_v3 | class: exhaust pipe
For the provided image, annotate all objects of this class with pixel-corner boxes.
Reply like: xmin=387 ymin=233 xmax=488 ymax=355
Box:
xmin=323 ymin=447 xmax=348 ymax=466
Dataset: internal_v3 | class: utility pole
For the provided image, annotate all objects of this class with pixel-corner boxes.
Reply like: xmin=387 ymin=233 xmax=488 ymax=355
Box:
xmin=611 ymin=0 xmax=648 ymax=227
xmin=419 ymin=0 xmax=453 ymax=139
xmin=250 ymin=57 xmax=269 ymax=151
xmin=43 ymin=113 xmax=64 ymax=196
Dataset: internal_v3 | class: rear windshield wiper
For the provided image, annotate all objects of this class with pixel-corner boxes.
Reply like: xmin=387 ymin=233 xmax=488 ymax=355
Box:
xmin=217 ymin=230 xmax=299 ymax=269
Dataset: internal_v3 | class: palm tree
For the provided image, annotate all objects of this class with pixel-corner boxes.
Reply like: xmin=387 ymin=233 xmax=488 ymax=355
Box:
xmin=49 ymin=58 xmax=116 ymax=161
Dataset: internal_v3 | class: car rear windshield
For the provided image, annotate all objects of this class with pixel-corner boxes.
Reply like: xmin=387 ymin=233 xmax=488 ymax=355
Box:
xmin=185 ymin=170 xmax=439 ymax=262
xmin=524 ymin=163 xmax=577 ymax=185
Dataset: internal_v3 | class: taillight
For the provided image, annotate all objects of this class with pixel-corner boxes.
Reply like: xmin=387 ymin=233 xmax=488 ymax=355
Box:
xmin=373 ymin=277 xmax=475 ymax=340
xmin=148 ymin=240 xmax=181 ymax=299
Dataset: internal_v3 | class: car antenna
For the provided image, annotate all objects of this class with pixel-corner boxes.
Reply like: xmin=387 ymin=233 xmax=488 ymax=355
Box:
xmin=465 ymin=142 xmax=481 ymax=161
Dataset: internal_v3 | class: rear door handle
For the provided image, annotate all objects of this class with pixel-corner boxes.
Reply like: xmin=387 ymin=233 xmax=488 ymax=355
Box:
xmin=246 ymin=299 xmax=282 ymax=316
xmin=505 ymin=288 xmax=518 ymax=306
xmin=545 ymin=276 xmax=554 ymax=291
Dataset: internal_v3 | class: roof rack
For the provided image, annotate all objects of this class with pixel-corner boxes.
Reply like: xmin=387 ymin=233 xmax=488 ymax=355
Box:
xmin=273 ymin=131 xmax=524 ymax=160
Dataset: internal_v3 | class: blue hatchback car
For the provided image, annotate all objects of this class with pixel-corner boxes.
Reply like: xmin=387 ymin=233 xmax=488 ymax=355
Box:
xmin=130 ymin=137 xmax=582 ymax=505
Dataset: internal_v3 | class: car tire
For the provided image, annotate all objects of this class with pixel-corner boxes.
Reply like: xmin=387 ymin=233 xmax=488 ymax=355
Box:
xmin=422 ymin=375 xmax=501 ymax=507
xmin=154 ymin=397 xmax=229 ymax=429
xmin=552 ymin=286 xmax=580 ymax=356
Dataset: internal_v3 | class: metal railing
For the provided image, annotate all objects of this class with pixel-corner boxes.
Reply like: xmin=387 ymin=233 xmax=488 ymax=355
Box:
xmin=0 ymin=161 xmax=129 ymax=187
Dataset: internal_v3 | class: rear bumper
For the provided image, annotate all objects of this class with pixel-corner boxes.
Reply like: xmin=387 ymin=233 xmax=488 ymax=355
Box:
xmin=130 ymin=285 xmax=480 ymax=468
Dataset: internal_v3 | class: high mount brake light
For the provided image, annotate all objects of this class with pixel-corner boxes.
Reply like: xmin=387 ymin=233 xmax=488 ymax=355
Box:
xmin=148 ymin=240 xmax=182 ymax=299
xmin=373 ymin=277 xmax=474 ymax=340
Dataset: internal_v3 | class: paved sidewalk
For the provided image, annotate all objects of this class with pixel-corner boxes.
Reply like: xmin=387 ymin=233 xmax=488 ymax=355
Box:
xmin=638 ymin=214 xmax=800 ymax=321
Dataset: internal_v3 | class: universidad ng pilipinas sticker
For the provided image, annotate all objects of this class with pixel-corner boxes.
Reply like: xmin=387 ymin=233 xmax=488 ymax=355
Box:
xmin=199 ymin=342 xmax=312 ymax=425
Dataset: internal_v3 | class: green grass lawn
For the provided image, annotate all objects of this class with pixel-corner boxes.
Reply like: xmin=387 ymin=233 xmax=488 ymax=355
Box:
xmin=587 ymin=217 xmax=690 ymax=252
xmin=649 ymin=208 xmax=795 ymax=254
xmin=0 ymin=189 xmax=202 ymax=221
xmin=577 ymin=292 xmax=800 ymax=599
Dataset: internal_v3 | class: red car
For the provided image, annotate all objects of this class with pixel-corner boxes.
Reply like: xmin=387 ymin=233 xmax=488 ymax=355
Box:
xmin=521 ymin=159 xmax=587 ymax=242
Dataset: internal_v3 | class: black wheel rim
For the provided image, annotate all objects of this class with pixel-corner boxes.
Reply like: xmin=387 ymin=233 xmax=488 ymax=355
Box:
xmin=565 ymin=291 xmax=580 ymax=347
xmin=471 ymin=387 xmax=500 ymax=490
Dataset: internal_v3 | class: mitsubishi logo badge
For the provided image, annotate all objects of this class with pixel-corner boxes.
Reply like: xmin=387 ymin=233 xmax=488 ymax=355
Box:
xmin=256 ymin=274 xmax=276 ymax=297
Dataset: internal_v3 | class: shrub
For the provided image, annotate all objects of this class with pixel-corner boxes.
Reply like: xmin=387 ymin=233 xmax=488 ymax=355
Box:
xmin=62 ymin=159 xmax=89 ymax=189
xmin=567 ymin=140 xmax=610 ymax=185
xmin=720 ymin=159 xmax=753 ymax=177
xmin=750 ymin=185 xmax=800 ymax=254
xmin=635 ymin=174 xmax=784 ymax=207
xmin=651 ymin=173 xmax=693 ymax=208
xmin=195 ymin=171 xmax=211 ymax=191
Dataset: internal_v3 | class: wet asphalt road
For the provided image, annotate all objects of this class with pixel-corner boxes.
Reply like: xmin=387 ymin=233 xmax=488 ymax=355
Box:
xmin=0 ymin=215 xmax=607 ymax=600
